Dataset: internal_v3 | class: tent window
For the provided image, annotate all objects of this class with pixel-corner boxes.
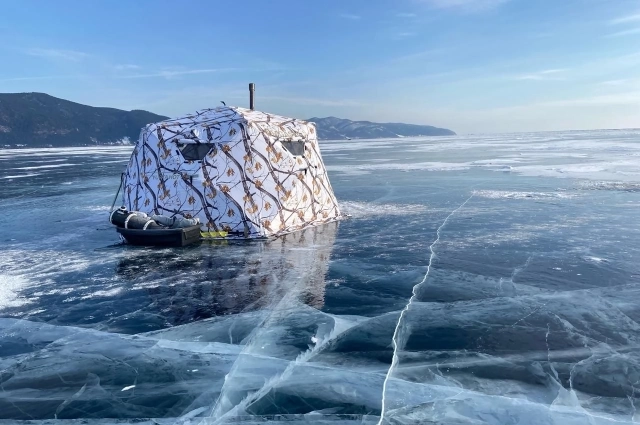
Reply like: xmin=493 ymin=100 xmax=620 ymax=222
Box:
xmin=281 ymin=140 xmax=305 ymax=156
xmin=177 ymin=142 xmax=215 ymax=161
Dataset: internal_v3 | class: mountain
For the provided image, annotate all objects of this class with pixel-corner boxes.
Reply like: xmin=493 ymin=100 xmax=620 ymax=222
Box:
xmin=307 ymin=116 xmax=455 ymax=139
xmin=0 ymin=93 xmax=455 ymax=148
xmin=0 ymin=92 xmax=168 ymax=148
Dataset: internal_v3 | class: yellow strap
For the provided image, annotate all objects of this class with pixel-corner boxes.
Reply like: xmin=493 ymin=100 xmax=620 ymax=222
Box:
xmin=200 ymin=230 xmax=229 ymax=238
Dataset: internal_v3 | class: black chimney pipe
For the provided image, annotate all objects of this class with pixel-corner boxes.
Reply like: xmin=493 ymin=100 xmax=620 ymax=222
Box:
xmin=249 ymin=83 xmax=255 ymax=110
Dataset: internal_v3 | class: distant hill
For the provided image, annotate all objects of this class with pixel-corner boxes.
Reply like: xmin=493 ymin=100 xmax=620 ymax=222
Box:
xmin=0 ymin=93 xmax=168 ymax=148
xmin=307 ymin=116 xmax=455 ymax=139
xmin=0 ymin=93 xmax=455 ymax=148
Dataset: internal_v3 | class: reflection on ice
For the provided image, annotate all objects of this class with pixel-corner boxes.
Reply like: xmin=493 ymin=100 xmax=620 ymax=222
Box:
xmin=0 ymin=223 xmax=346 ymax=421
xmin=0 ymin=223 xmax=339 ymax=333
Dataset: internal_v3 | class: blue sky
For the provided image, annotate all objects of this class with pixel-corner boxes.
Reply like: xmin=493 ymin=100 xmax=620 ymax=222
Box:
xmin=0 ymin=0 xmax=638 ymax=134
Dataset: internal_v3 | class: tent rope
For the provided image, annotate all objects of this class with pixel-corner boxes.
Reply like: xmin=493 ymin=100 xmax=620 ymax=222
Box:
xmin=108 ymin=172 xmax=125 ymax=221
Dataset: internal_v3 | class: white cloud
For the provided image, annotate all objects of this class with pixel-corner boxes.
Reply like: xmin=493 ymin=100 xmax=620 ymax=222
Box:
xmin=599 ymin=79 xmax=630 ymax=86
xmin=258 ymin=95 xmax=364 ymax=107
xmin=394 ymin=32 xmax=417 ymax=39
xmin=531 ymin=31 xmax=554 ymax=39
xmin=610 ymin=12 xmax=640 ymax=25
xmin=114 ymin=64 xmax=141 ymax=71
xmin=129 ymin=89 xmax=365 ymax=118
xmin=464 ymin=92 xmax=640 ymax=132
xmin=396 ymin=12 xmax=418 ymax=18
xmin=0 ymin=74 xmax=84 ymax=83
xmin=26 ymin=48 xmax=88 ymax=62
xmin=513 ymin=69 xmax=568 ymax=81
xmin=119 ymin=68 xmax=238 ymax=79
xmin=538 ymin=91 xmax=640 ymax=107
xmin=390 ymin=48 xmax=443 ymax=62
xmin=339 ymin=13 xmax=361 ymax=20
xmin=379 ymin=90 xmax=640 ymax=133
xmin=124 ymin=85 xmax=246 ymax=114
xmin=598 ymin=78 xmax=640 ymax=88
xmin=605 ymin=27 xmax=640 ymax=37
xmin=417 ymin=0 xmax=510 ymax=11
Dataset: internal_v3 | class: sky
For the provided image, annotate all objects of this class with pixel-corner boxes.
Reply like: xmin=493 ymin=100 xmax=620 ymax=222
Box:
xmin=0 ymin=0 xmax=639 ymax=134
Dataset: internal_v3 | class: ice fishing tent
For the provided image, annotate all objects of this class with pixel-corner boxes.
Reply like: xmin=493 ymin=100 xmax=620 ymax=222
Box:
xmin=121 ymin=104 xmax=341 ymax=239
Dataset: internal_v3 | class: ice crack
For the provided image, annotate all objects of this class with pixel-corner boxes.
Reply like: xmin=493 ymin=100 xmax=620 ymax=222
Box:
xmin=496 ymin=254 xmax=533 ymax=296
xmin=378 ymin=194 xmax=474 ymax=424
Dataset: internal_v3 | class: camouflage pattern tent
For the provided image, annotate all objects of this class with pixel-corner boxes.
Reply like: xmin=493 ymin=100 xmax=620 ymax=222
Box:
xmin=122 ymin=106 xmax=341 ymax=239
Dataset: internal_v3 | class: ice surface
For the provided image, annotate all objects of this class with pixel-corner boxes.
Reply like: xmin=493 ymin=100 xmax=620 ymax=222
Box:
xmin=1 ymin=130 xmax=640 ymax=424
xmin=0 ymin=318 xmax=238 ymax=419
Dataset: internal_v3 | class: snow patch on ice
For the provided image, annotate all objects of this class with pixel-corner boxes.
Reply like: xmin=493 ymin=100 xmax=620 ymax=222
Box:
xmin=13 ymin=163 xmax=76 ymax=170
xmin=577 ymin=181 xmax=640 ymax=192
xmin=82 ymin=205 xmax=112 ymax=212
xmin=473 ymin=190 xmax=576 ymax=200
xmin=512 ymin=160 xmax=640 ymax=181
xmin=585 ymin=256 xmax=608 ymax=263
xmin=0 ymin=146 xmax=133 ymax=158
xmin=1 ymin=173 xmax=41 ymax=179
xmin=0 ymin=274 xmax=32 ymax=308
xmin=340 ymin=201 xmax=429 ymax=217
xmin=79 ymin=287 xmax=122 ymax=300
xmin=327 ymin=161 xmax=471 ymax=175
xmin=0 ymin=249 xmax=99 ymax=311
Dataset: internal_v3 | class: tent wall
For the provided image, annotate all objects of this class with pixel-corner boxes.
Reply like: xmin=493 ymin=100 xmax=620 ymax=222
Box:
xmin=122 ymin=107 xmax=341 ymax=238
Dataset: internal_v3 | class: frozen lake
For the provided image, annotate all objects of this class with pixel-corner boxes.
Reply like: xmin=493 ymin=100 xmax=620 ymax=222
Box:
xmin=1 ymin=129 xmax=640 ymax=424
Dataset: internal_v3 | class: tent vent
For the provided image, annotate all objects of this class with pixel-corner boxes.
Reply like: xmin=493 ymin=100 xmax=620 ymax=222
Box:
xmin=281 ymin=141 xmax=305 ymax=156
xmin=177 ymin=142 xmax=215 ymax=161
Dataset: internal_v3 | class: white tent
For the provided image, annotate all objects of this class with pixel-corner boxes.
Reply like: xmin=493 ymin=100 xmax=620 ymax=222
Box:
xmin=122 ymin=105 xmax=342 ymax=239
